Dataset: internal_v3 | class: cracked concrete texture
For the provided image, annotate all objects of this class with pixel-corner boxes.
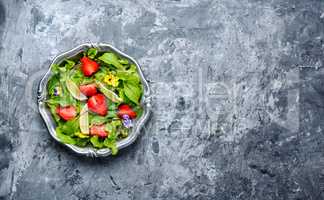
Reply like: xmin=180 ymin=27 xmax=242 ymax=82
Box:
xmin=1 ymin=0 xmax=324 ymax=199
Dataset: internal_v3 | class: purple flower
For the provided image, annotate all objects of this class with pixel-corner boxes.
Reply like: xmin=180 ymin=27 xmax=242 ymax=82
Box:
xmin=122 ymin=115 xmax=133 ymax=128
xmin=53 ymin=87 xmax=61 ymax=96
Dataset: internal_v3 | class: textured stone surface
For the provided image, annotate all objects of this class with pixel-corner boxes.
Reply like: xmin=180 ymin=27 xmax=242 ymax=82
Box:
xmin=1 ymin=0 xmax=324 ymax=199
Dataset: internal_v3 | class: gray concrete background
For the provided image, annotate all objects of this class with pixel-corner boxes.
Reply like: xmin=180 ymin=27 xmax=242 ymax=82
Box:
xmin=1 ymin=0 xmax=324 ymax=199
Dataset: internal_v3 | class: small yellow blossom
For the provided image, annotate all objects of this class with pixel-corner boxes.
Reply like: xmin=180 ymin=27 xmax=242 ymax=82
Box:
xmin=104 ymin=74 xmax=119 ymax=87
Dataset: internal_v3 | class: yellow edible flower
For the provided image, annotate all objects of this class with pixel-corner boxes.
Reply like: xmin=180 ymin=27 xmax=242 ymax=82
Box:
xmin=104 ymin=74 xmax=119 ymax=87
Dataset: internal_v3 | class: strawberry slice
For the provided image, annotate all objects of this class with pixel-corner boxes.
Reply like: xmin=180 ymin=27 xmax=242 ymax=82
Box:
xmin=117 ymin=104 xmax=137 ymax=119
xmin=80 ymin=57 xmax=99 ymax=76
xmin=90 ymin=125 xmax=109 ymax=138
xmin=80 ymin=83 xmax=97 ymax=96
xmin=87 ymin=94 xmax=108 ymax=116
xmin=56 ymin=106 xmax=77 ymax=121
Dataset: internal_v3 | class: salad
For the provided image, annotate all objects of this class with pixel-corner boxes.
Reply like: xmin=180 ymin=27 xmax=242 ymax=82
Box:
xmin=46 ymin=48 xmax=143 ymax=155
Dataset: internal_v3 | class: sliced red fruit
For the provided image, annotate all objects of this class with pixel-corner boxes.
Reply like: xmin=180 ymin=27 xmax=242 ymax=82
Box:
xmin=117 ymin=104 xmax=137 ymax=119
xmin=80 ymin=83 xmax=97 ymax=96
xmin=90 ymin=125 xmax=109 ymax=138
xmin=87 ymin=94 xmax=108 ymax=116
xmin=80 ymin=57 xmax=99 ymax=76
xmin=56 ymin=106 xmax=77 ymax=121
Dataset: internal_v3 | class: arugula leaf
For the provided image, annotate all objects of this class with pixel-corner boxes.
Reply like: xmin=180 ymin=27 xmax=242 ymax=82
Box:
xmin=123 ymin=83 xmax=142 ymax=104
xmin=64 ymin=59 xmax=75 ymax=70
xmin=119 ymin=127 xmax=129 ymax=138
xmin=87 ymin=48 xmax=98 ymax=59
xmin=118 ymin=58 xmax=129 ymax=65
xmin=56 ymin=127 xmax=76 ymax=145
xmin=47 ymin=74 xmax=60 ymax=96
xmin=81 ymin=77 xmax=94 ymax=85
xmin=46 ymin=97 xmax=70 ymax=107
xmin=111 ymin=120 xmax=122 ymax=128
xmin=98 ymin=53 xmax=124 ymax=69
xmin=70 ymin=68 xmax=84 ymax=85
xmin=109 ymin=102 xmax=117 ymax=111
xmin=48 ymin=104 xmax=60 ymax=122
xmin=90 ymin=136 xmax=104 ymax=148
xmin=105 ymin=123 xmax=113 ymax=133
xmin=51 ymin=64 xmax=61 ymax=74
xmin=104 ymin=135 xmax=118 ymax=155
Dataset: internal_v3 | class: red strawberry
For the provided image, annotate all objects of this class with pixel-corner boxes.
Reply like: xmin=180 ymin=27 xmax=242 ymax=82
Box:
xmin=117 ymin=104 xmax=137 ymax=119
xmin=80 ymin=83 xmax=97 ymax=96
xmin=56 ymin=106 xmax=77 ymax=121
xmin=87 ymin=94 xmax=108 ymax=116
xmin=90 ymin=125 xmax=109 ymax=138
xmin=80 ymin=57 xmax=99 ymax=76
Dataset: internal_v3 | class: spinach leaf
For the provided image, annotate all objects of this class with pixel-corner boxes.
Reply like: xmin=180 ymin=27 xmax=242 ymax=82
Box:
xmin=116 ymin=70 xmax=140 ymax=84
xmin=98 ymin=53 xmax=124 ymax=69
xmin=90 ymin=116 xmax=108 ymax=125
xmin=123 ymin=83 xmax=142 ymax=104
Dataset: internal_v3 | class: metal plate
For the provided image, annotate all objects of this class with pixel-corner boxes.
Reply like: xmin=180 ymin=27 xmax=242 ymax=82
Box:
xmin=38 ymin=43 xmax=152 ymax=157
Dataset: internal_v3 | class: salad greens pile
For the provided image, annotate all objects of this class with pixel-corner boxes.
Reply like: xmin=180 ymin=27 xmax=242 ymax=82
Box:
xmin=46 ymin=48 xmax=143 ymax=155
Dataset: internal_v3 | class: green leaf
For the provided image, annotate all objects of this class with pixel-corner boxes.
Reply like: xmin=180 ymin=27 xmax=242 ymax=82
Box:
xmin=56 ymin=127 xmax=76 ymax=145
xmin=81 ymin=77 xmax=94 ymax=85
xmin=75 ymin=138 xmax=89 ymax=147
xmin=104 ymin=137 xmax=118 ymax=155
xmin=119 ymin=127 xmax=129 ymax=138
xmin=111 ymin=120 xmax=121 ymax=128
xmin=70 ymin=68 xmax=84 ymax=85
xmin=90 ymin=116 xmax=108 ymax=125
xmin=87 ymin=48 xmax=98 ymax=59
xmin=134 ymin=106 xmax=144 ymax=118
xmin=105 ymin=123 xmax=113 ymax=133
xmin=94 ymin=68 xmax=109 ymax=81
xmin=118 ymin=58 xmax=129 ymax=65
xmin=51 ymin=64 xmax=61 ymax=74
xmin=60 ymin=118 xmax=80 ymax=136
xmin=124 ymin=83 xmax=142 ymax=104
xmin=98 ymin=53 xmax=124 ymax=69
xmin=106 ymin=111 xmax=117 ymax=118
xmin=64 ymin=59 xmax=75 ymax=70
xmin=116 ymin=70 xmax=140 ymax=84
xmin=109 ymin=102 xmax=117 ymax=111
xmin=48 ymin=104 xmax=60 ymax=122
xmin=90 ymin=136 xmax=104 ymax=148
xmin=47 ymin=74 xmax=60 ymax=96
xmin=46 ymin=97 xmax=70 ymax=107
